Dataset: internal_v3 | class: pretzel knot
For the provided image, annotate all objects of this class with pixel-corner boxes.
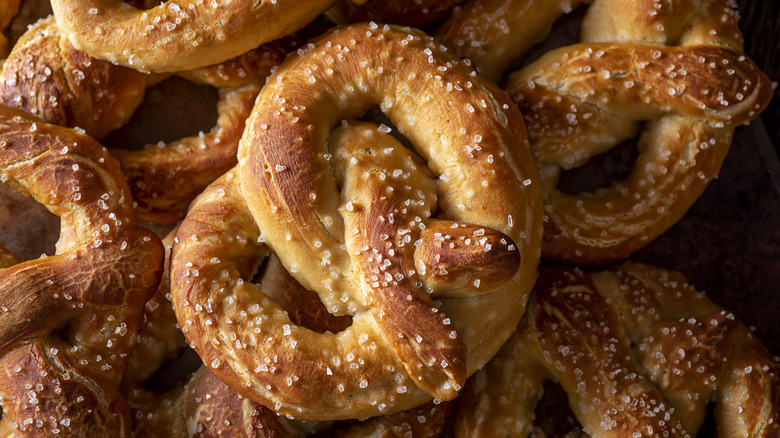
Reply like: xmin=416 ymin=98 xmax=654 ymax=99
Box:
xmin=0 ymin=106 xmax=163 ymax=435
xmin=503 ymin=0 xmax=773 ymax=265
xmin=171 ymin=23 xmax=542 ymax=421
xmin=455 ymin=263 xmax=780 ymax=437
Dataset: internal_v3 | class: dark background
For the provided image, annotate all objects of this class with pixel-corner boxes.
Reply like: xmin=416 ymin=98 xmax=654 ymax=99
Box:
xmin=739 ymin=0 xmax=779 ymax=152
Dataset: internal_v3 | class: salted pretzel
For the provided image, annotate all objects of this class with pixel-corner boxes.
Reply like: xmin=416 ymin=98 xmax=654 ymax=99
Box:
xmin=503 ymin=0 xmax=773 ymax=265
xmin=0 ymin=15 xmax=147 ymax=140
xmin=127 ymin=231 xmax=451 ymax=437
xmin=437 ymin=0 xmax=593 ymax=83
xmin=328 ymin=0 xmax=464 ymax=29
xmin=171 ymin=22 xmax=542 ymax=420
xmin=0 ymin=15 xmax=267 ymax=224
xmin=454 ymin=262 xmax=780 ymax=437
xmin=48 ymin=0 xmax=343 ymax=72
xmin=0 ymin=105 xmax=164 ymax=435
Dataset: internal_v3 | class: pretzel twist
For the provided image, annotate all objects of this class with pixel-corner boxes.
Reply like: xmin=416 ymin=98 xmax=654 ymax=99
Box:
xmin=455 ymin=262 xmax=780 ymax=437
xmin=49 ymin=0 xmax=335 ymax=73
xmin=503 ymin=0 xmax=772 ymax=265
xmin=0 ymin=16 xmax=147 ymax=140
xmin=171 ymin=22 xmax=542 ymax=421
xmin=0 ymin=105 xmax=164 ymax=436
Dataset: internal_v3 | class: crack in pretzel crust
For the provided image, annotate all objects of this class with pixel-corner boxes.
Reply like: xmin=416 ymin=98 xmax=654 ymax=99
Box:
xmin=454 ymin=262 xmax=780 ymax=437
xmin=170 ymin=23 xmax=542 ymax=421
xmin=0 ymin=106 xmax=164 ymax=436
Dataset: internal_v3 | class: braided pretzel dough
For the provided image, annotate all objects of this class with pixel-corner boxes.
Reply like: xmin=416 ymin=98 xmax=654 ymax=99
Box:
xmin=171 ymin=22 xmax=542 ymax=420
xmin=48 ymin=0 xmax=335 ymax=72
xmin=455 ymin=262 xmax=780 ymax=437
xmin=0 ymin=106 xmax=164 ymax=436
xmin=503 ymin=0 xmax=772 ymax=265
xmin=0 ymin=16 xmax=147 ymax=140
xmin=437 ymin=0 xmax=593 ymax=83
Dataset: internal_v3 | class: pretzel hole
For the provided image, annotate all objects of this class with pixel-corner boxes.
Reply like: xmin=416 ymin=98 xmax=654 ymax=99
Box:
xmin=533 ymin=380 xmax=585 ymax=437
xmin=355 ymin=107 xmax=422 ymax=157
xmin=253 ymin=254 xmax=352 ymax=334
xmin=556 ymin=137 xmax=639 ymax=196
xmin=696 ymin=402 xmax=717 ymax=438
xmin=145 ymin=348 xmax=203 ymax=392
xmin=102 ymin=77 xmax=219 ymax=151
xmin=0 ymin=182 xmax=59 ymax=262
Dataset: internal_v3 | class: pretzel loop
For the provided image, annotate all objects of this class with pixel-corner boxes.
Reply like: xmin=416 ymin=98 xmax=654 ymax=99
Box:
xmin=172 ymin=23 xmax=542 ymax=421
xmin=0 ymin=106 xmax=164 ymax=435
xmin=504 ymin=0 xmax=772 ymax=265
xmin=454 ymin=263 xmax=780 ymax=437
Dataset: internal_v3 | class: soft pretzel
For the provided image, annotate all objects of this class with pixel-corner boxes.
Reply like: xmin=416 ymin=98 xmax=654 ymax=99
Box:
xmin=48 ymin=0 xmax=335 ymax=73
xmin=0 ymin=105 xmax=164 ymax=435
xmin=127 ymin=232 xmax=451 ymax=437
xmin=171 ymin=22 xmax=541 ymax=419
xmin=110 ymin=78 xmax=263 ymax=224
xmin=0 ymin=15 xmax=147 ymax=140
xmin=123 ymin=231 xmax=312 ymax=437
xmin=328 ymin=0 xmax=464 ymax=29
xmin=503 ymin=0 xmax=772 ymax=265
xmin=454 ymin=262 xmax=780 ymax=437
xmin=437 ymin=0 xmax=593 ymax=83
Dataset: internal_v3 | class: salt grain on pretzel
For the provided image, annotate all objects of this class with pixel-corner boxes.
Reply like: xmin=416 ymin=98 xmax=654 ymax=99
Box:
xmin=175 ymin=41 xmax=287 ymax=89
xmin=0 ymin=105 xmax=164 ymax=436
xmin=503 ymin=0 xmax=772 ymax=265
xmin=0 ymin=16 xmax=147 ymax=140
xmin=171 ymin=22 xmax=541 ymax=420
xmin=455 ymin=262 xmax=780 ymax=437
xmin=49 ymin=0 xmax=336 ymax=73
xmin=127 ymin=231 xmax=452 ymax=437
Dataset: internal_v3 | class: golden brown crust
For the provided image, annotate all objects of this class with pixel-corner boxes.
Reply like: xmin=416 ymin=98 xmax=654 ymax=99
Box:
xmin=171 ymin=23 xmax=541 ymax=419
xmin=502 ymin=0 xmax=773 ymax=265
xmin=176 ymin=41 xmax=287 ymax=88
xmin=110 ymin=79 xmax=262 ymax=224
xmin=455 ymin=263 xmax=780 ymax=437
xmin=0 ymin=16 xmax=147 ymax=140
xmin=0 ymin=105 xmax=164 ymax=436
xmin=437 ymin=0 xmax=593 ymax=83
xmin=49 ymin=0 xmax=334 ymax=73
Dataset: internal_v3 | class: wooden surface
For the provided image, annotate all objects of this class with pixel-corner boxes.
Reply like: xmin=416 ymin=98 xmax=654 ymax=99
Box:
xmin=739 ymin=0 xmax=780 ymax=152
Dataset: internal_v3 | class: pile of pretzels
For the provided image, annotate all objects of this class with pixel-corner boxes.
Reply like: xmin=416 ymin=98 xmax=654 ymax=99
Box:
xmin=0 ymin=0 xmax=775 ymax=436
